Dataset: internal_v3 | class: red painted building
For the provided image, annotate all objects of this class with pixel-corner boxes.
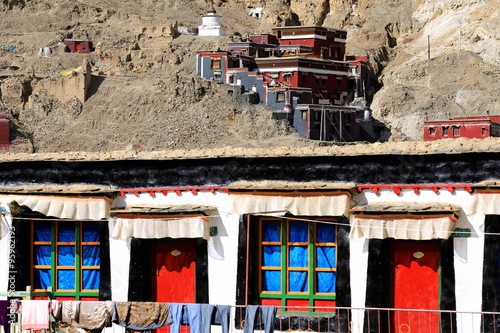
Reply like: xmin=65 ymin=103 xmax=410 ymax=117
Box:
xmin=423 ymin=115 xmax=500 ymax=141
xmin=271 ymin=26 xmax=346 ymax=61
xmin=255 ymin=56 xmax=348 ymax=104
xmin=0 ymin=115 xmax=11 ymax=150
xmin=63 ymin=39 xmax=93 ymax=54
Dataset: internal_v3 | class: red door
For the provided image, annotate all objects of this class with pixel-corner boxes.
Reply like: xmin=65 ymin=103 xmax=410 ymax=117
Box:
xmin=391 ymin=241 xmax=440 ymax=333
xmin=153 ymin=240 xmax=196 ymax=333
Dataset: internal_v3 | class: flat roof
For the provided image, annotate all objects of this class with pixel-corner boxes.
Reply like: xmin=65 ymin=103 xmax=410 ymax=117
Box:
xmin=111 ymin=205 xmax=214 ymax=214
xmin=0 ymin=138 xmax=498 ymax=163
xmin=350 ymin=202 xmax=461 ymax=214
xmin=225 ymin=180 xmax=356 ymax=191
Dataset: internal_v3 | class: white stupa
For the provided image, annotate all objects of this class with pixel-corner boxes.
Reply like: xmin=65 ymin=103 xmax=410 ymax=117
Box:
xmin=198 ymin=2 xmax=226 ymax=37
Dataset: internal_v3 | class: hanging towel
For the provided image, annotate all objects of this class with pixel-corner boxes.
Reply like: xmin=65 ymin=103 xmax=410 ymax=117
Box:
xmin=169 ymin=303 xmax=185 ymax=333
xmin=50 ymin=300 xmax=62 ymax=320
xmin=61 ymin=301 xmax=113 ymax=330
xmin=243 ymin=305 xmax=259 ymax=333
xmin=213 ymin=305 xmax=230 ymax=333
xmin=0 ymin=300 xmax=10 ymax=333
xmin=21 ymin=300 xmax=50 ymax=330
xmin=260 ymin=306 xmax=276 ymax=333
xmin=61 ymin=301 xmax=80 ymax=325
xmin=112 ymin=302 xmax=172 ymax=330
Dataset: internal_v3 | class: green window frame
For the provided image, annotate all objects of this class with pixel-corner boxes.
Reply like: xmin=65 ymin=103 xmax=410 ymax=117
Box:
xmin=31 ymin=220 xmax=100 ymax=299
xmin=257 ymin=217 xmax=337 ymax=313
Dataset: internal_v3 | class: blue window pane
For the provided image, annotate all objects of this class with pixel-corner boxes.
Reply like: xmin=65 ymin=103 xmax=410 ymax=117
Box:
xmin=263 ymin=245 xmax=280 ymax=267
xmin=57 ymin=246 xmax=75 ymax=266
xmin=82 ymin=270 xmax=100 ymax=290
xmin=316 ymin=247 xmax=336 ymax=269
xmin=316 ymin=223 xmax=336 ymax=243
xmin=262 ymin=270 xmax=280 ymax=292
xmin=317 ymin=272 xmax=336 ymax=293
xmin=289 ymin=271 xmax=308 ymax=292
xmin=289 ymin=220 xmax=308 ymax=242
xmin=262 ymin=220 xmax=280 ymax=242
xmin=82 ymin=223 xmax=100 ymax=242
xmin=57 ymin=270 xmax=75 ymax=290
xmin=58 ymin=223 xmax=75 ymax=242
xmin=35 ymin=245 xmax=51 ymax=265
xmin=34 ymin=269 xmax=51 ymax=289
xmin=289 ymin=246 xmax=308 ymax=267
xmin=34 ymin=221 xmax=52 ymax=242
xmin=82 ymin=246 xmax=100 ymax=266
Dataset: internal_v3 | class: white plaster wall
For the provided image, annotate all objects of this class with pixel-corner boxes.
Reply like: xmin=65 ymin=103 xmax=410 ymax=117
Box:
xmin=349 ymin=237 xmax=369 ymax=333
xmin=352 ymin=187 xmax=486 ymax=333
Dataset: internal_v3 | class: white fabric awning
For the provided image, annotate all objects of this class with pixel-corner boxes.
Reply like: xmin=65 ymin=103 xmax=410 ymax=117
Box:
xmin=111 ymin=216 xmax=210 ymax=240
xmin=227 ymin=181 xmax=355 ymax=217
xmin=231 ymin=194 xmax=351 ymax=216
xmin=469 ymin=181 xmax=500 ymax=214
xmin=350 ymin=216 xmax=457 ymax=240
xmin=1 ymin=195 xmax=112 ymax=220
xmin=349 ymin=203 xmax=460 ymax=240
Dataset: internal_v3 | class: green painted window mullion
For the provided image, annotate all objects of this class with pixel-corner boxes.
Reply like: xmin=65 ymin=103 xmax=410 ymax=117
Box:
xmin=75 ymin=222 xmax=81 ymax=300
xmin=50 ymin=222 xmax=56 ymax=291
xmin=281 ymin=218 xmax=287 ymax=306
xmin=308 ymin=221 xmax=314 ymax=307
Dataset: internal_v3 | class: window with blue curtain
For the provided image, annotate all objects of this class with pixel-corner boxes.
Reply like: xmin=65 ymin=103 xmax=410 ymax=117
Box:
xmin=258 ymin=218 xmax=337 ymax=305
xmin=32 ymin=220 xmax=100 ymax=299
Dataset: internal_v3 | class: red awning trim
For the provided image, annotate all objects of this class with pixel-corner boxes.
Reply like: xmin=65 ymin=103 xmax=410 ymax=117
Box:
xmin=357 ymin=184 xmax=473 ymax=195
xmin=119 ymin=186 xmax=223 ymax=197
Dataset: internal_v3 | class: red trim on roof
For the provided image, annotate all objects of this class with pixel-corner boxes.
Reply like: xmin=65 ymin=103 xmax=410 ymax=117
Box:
xmin=119 ymin=186 xmax=222 ymax=197
xmin=357 ymin=184 xmax=473 ymax=194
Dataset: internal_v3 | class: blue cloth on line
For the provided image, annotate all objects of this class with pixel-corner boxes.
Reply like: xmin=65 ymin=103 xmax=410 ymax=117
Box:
xmin=243 ymin=305 xmax=259 ymax=333
xmin=213 ymin=305 xmax=231 ymax=333
xmin=260 ymin=306 xmax=276 ymax=333
xmin=169 ymin=303 xmax=185 ymax=333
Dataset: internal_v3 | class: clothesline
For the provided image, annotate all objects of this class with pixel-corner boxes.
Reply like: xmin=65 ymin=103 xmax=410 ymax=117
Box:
xmin=3 ymin=301 xmax=277 ymax=333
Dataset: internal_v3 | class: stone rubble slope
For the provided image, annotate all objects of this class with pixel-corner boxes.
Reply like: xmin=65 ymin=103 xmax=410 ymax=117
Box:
xmin=0 ymin=0 xmax=498 ymax=152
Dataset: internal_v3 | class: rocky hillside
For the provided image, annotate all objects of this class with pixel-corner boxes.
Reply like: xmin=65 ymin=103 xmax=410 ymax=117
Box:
xmin=0 ymin=0 xmax=498 ymax=152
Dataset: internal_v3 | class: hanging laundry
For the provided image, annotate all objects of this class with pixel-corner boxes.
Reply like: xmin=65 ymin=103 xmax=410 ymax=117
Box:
xmin=260 ymin=306 xmax=276 ymax=333
xmin=213 ymin=305 xmax=230 ymax=333
xmin=243 ymin=306 xmax=276 ymax=333
xmin=185 ymin=304 xmax=214 ymax=333
xmin=61 ymin=301 xmax=113 ymax=330
xmin=168 ymin=303 xmax=186 ymax=333
xmin=21 ymin=300 xmax=50 ymax=330
xmin=112 ymin=302 xmax=172 ymax=330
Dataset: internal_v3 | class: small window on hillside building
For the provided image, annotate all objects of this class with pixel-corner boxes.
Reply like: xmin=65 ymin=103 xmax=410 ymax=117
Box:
xmin=276 ymin=92 xmax=285 ymax=103
xmin=429 ymin=127 xmax=436 ymax=136
xmin=452 ymin=126 xmax=460 ymax=137
xmin=211 ymin=58 xmax=221 ymax=69
xmin=442 ymin=126 xmax=449 ymax=137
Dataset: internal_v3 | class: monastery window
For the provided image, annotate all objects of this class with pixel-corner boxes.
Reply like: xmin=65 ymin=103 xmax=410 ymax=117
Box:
xmin=276 ymin=91 xmax=285 ymax=103
xmin=452 ymin=126 xmax=460 ymax=137
xmin=429 ymin=127 xmax=436 ymax=136
xmin=211 ymin=58 xmax=221 ymax=69
xmin=300 ymin=110 xmax=307 ymax=121
xmin=314 ymin=76 xmax=318 ymax=86
xmin=32 ymin=220 xmax=100 ymax=299
xmin=257 ymin=218 xmax=337 ymax=313
xmin=283 ymin=73 xmax=292 ymax=83
xmin=442 ymin=126 xmax=449 ymax=137
xmin=482 ymin=127 xmax=488 ymax=136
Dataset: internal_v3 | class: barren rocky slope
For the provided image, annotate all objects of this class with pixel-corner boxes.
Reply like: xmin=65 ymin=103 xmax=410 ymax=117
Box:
xmin=0 ymin=0 xmax=498 ymax=152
